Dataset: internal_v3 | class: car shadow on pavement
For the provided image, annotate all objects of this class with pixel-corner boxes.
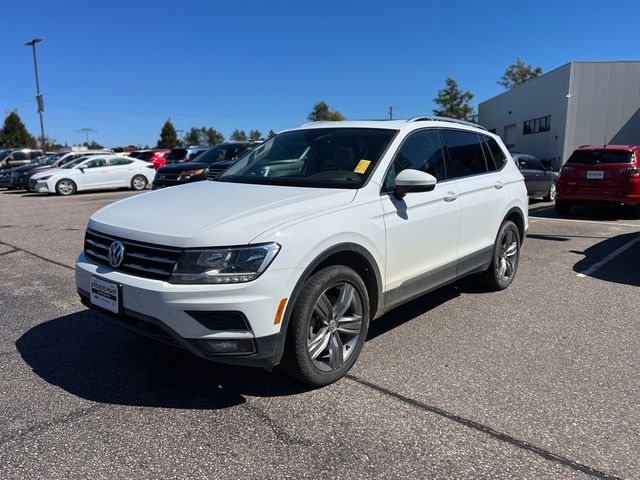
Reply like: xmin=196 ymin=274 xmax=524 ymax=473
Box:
xmin=531 ymin=203 xmax=639 ymax=221
xmin=572 ymin=232 xmax=640 ymax=287
xmin=16 ymin=310 xmax=312 ymax=410
xmin=17 ymin=277 xmax=486 ymax=408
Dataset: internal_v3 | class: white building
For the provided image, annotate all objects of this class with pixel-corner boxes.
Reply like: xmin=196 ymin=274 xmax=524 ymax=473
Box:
xmin=478 ymin=61 xmax=640 ymax=170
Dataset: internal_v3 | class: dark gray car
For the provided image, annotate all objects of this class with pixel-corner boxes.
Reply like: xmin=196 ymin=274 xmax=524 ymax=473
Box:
xmin=512 ymin=153 xmax=558 ymax=201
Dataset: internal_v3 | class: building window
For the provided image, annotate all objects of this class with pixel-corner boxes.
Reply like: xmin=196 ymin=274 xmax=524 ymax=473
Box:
xmin=523 ymin=115 xmax=551 ymax=135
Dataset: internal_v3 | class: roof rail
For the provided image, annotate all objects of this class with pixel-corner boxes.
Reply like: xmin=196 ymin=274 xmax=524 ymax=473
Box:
xmin=407 ymin=116 xmax=487 ymax=131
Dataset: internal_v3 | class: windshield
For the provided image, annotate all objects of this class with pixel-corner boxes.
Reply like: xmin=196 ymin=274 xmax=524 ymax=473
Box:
xmin=38 ymin=153 xmax=65 ymax=165
xmin=194 ymin=145 xmax=244 ymax=164
xmin=567 ymin=150 xmax=634 ymax=164
xmin=217 ymin=128 xmax=397 ymax=189
xmin=61 ymin=157 xmax=89 ymax=169
xmin=167 ymin=149 xmax=187 ymax=161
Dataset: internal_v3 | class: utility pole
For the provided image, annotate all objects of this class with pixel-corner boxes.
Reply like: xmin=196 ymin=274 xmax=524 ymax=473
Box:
xmin=387 ymin=105 xmax=393 ymax=120
xmin=77 ymin=128 xmax=96 ymax=145
xmin=25 ymin=38 xmax=46 ymax=151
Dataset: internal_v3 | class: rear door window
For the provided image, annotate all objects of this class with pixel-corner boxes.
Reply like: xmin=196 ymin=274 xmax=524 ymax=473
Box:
xmin=442 ymin=130 xmax=488 ymax=178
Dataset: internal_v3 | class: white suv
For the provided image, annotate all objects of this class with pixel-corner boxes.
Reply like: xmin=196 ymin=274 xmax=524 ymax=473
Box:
xmin=76 ymin=117 xmax=528 ymax=386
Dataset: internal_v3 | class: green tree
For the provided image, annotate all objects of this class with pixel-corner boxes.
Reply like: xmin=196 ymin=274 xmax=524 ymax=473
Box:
xmin=204 ymin=127 xmax=224 ymax=146
xmin=307 ymin=101 xmax=345 ymax=121
xmin=183 ymin=127 xmax=203 ymax=146
xmin=0 ymin=111 xmax=36 ymax=148
xmin=157 ymin=119 xmax=178 ymax=148
xmin=248 ymin=129 xmax=262 ymax=140
xmin=499 ymin=58 xmax=543 ymax=89
xmin=267 ymin=129 xmax=276 ymax=138
xmin=432 ymin=77 xmax=475 ymax=121
xmin=230 ymin=129 xmax=247 ymax=141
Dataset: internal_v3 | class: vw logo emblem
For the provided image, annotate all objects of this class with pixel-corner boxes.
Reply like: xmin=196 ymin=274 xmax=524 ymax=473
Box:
xmin=108 ymin=241 xmax=125 ymax=268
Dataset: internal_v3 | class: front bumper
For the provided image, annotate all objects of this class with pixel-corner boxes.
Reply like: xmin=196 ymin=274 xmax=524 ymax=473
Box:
xmin=75 ymin=252 xmax=298 ymax=369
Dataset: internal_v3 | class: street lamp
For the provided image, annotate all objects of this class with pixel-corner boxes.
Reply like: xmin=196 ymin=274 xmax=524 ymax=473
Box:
xmin=25 ymin=38 xmax=46 ymax=152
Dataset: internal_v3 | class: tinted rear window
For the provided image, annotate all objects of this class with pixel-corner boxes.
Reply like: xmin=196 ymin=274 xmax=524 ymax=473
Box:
xmin=137 ymin=151 xmax=154 ymax=161
xmin=567 ymin=150 xmax=634 ymax=164
xmin=167 ymin=149 xmax=187 ymax=160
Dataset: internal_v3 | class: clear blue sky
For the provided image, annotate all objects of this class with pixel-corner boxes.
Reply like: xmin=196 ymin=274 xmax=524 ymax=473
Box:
xmin=1 ymin=0 xmax=639 ymax=147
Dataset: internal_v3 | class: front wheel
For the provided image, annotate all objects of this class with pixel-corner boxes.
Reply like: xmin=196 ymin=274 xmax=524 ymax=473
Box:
xmin=281 ymin=265 xmax=370 ymax=386
xmin=480 ymin=220 xmax=521 ymax=290
xmin=55 ymin=179 xmax=76 ymax=196
xmin=131 ymin=175 xmax=148 ymax=191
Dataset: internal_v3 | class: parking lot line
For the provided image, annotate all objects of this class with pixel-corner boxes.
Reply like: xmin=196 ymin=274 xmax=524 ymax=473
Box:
xmin=576 ymin=234 xmax=640 ymax=278
xmin=529 ymin=217 xmax=640 ymax=229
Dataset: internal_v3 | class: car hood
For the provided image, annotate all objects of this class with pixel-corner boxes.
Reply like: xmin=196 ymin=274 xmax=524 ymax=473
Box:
xmin=88 ymin=180 xmax=357 ymax=247
xmin=31 ymin=168 xmax=71 ymax=179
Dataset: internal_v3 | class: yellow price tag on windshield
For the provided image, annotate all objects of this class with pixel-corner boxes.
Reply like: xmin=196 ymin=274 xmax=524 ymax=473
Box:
xmin=354 ymin=159 xmax=371 ymax=174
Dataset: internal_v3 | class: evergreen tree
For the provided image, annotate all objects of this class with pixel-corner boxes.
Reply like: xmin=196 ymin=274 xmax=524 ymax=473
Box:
xmin=83 ymin=140 xmax=104 ymax=149
xmin=183 ymin=127 xmax=202 ymax=146
xmin=248 ymin=129 xmax=262 ymax=140
xmin=157 ymin=119 xmax=178 ymax=148
xmin=307 ymin=101 xmax=345 ymax=121
xmin=499 ymin=59 xmax=543 ymax=89
xmin=267 ymin=129 xmax=276 ymax=138
xmin=432 ymin=78 xmax=475 ymax=121
xmin=204 ymin=127 xmax=224 ymax=146
xmin=0 ymin=111 xmax=36 ymax=148
xmin=230 ymin=129 xmax=247 ymax=141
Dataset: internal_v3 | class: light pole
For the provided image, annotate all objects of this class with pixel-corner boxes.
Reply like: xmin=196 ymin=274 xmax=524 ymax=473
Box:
xmin=25 ymin=38 xmax=46 ymax=151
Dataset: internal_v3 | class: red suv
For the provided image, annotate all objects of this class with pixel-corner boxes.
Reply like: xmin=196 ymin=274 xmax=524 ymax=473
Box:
xmin=556 ymin=145 xmax=640 ymax=214
xmin=149 ymin=149 xmax=171 ymax=170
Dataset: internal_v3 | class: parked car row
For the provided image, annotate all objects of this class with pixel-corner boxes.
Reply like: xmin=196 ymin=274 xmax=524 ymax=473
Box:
xmin=152 ymin=141 xmax=261 ymax=189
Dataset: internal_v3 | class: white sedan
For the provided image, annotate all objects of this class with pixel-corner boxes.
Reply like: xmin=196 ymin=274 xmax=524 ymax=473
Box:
xmin=29 ymin=155 xmax=156 ymax=196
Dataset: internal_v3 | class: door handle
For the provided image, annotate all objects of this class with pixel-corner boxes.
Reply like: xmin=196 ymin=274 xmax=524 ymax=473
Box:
xmin=444 ymin=192 xmax=458 ymax=202
xmin=494 ymin=181 xmax=504 ymax=189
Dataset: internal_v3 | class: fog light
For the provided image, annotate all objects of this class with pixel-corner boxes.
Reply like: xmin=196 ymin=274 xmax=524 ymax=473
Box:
xmin=203 ymin=338 xmax=255 ymax=354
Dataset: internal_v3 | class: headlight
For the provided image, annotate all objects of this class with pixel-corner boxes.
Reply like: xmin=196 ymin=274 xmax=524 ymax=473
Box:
xmin=178 ymin=169 xmax=205 ymax=180
xmin=38 ymin=175 xmax=52 ymax=181
xmin=169 ymin=243 xmax=280 ymax=284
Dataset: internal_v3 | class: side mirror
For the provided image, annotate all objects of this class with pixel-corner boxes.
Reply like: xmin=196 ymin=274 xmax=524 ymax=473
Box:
xmin=393 ymin=169 xmax=437 ymax=199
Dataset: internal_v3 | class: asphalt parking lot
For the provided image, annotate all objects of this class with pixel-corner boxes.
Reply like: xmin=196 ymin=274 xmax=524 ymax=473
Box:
xmin=0 ymin=189 xmax=638 ymax=479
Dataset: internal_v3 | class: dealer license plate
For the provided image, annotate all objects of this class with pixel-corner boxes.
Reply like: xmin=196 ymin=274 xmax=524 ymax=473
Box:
xmin=90 ymin=277 xmax=119 ymax=314
xmin=587 ymin=170 xmax=604 ymax=180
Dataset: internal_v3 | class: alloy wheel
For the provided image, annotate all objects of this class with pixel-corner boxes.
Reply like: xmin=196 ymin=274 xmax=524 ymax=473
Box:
xmin=549 ymin=183 xmax=557 ymax=201
xmin=307 ymin=282 xmax=363 ymax=372
xmin=58 ymin=180 xmax=74 ymax=195
xmin=497 ymin=229 xmax=518 ymax=281
xmin=132 ymin=176 xmax=146 ymax=190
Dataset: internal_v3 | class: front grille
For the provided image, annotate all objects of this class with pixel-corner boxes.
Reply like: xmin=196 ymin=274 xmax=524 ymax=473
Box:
xmin=84 ymin=229 xmax=182 ymax=280
xmin=206 ymin=166 xmax=226 ymax=180
xmin=155 ymin=173 xmax=180 ymax=182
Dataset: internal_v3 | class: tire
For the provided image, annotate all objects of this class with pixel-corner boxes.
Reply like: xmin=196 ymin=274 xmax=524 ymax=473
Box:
xmin=131 ymin=175 xmax=147 ymax=191
xmin=281 ymin=265 xmax=370 ymax=386
xmin=555 ymin=200 xmax=571 ymax=214
xmin=543 ymin=181 xmax=557 ymax=202
xmin=55 ymin=179 xmax=76 ymax=196
xmin=480 ymin=220 xmax=521 ymax=291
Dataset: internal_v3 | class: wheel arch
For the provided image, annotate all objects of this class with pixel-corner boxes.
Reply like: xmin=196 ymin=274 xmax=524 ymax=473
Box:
xmin=503 ymin=206 xmax=526 ymax=243
xmin=272 ymin=243 xmax=383 ymax=367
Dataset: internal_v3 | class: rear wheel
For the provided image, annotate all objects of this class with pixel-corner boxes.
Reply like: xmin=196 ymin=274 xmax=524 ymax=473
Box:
xmin=55 ymin=179 xmax=76 ymax=196
xmin=131 ymin=175 xmax=147 ymax=191
xmin=555 ymin=200 xmax=571 ymax=214
xmin=281 ymin=265 xmax=370 ymax=386
xmin=480 ymin=220 xmax=521 ymax=290
xmin=543 ymin=181 xmax=557 ymax=202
